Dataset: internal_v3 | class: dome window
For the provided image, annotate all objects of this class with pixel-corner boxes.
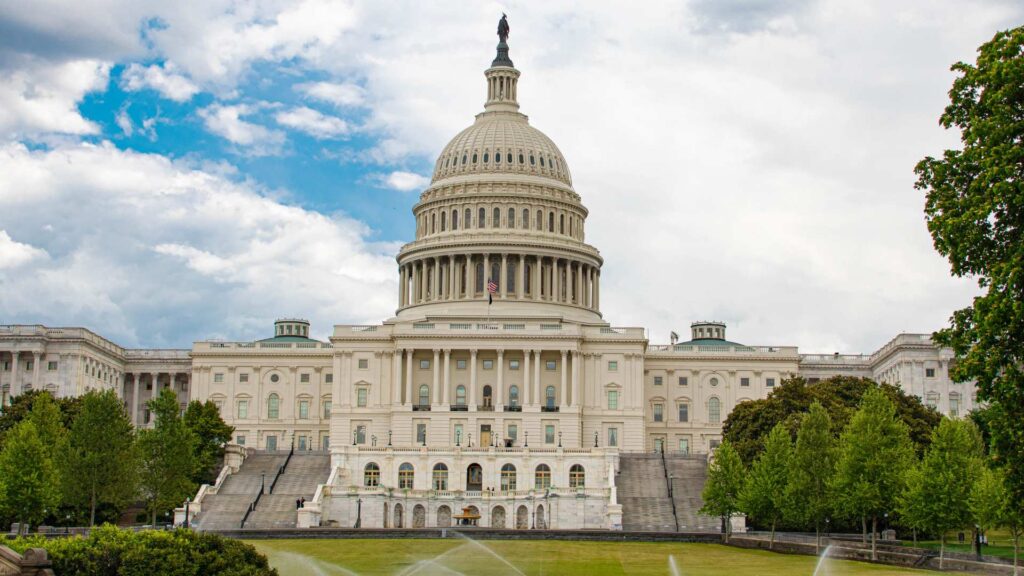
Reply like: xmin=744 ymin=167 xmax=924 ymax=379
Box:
xmin=495 ymin=152 xmax=501 ymax=164
xmin=483 ymin=152 xmax=489 ymax=163
xmin=518 ymin=153 xmax=524 ymax=164
xmin=472 ymin=153 xmax=478 ymax=163
xmin=540 ymin=156 xmax=545 ymax=167
xmin=529 ymin=155 xmax=535 ymax=165
xmin=445 ymin=158 xmax=449 ymax=168
xmin=478 ymin=208 xmax=486 ymax=229
xmin=507 ymin=153 xmax=513 ymax=164
xmin=462 ymin=154 xmax=467 ymax=165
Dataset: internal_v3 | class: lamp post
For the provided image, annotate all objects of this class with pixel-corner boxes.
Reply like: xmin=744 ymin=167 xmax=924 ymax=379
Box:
xmin=524 ymin=431 xmax=529 ymax=448
xmin=372 ymin=434 xmax=377 ymax=447
xmin=468 ymin=432 xmax=472 ymax=448
xmin=558 ymin=431 xmax=562 ymax=448
xmin=355 ymin=497 xmax=362 ymax=529
xmin=184 ymin=497 xmax=191 ymax=528
xmin=388 ymin=429 xmax=392 ymax=446
xmin=825 ymin=517 xmax=831 ymax=538
xmin=456 ymin=429 xmax=461 ymax=446
xmin=594 ymin=431 xmax=599 ymax=448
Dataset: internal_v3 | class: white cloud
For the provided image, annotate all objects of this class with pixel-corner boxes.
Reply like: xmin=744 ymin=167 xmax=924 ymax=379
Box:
xmin=297 ymin=81 xmax=365 ymax=107
xmin=115 ymin=108 xmax=133 ymax=136
xmin=379 ymin=171 xmax=429 ymax=192
xmin=274 ymin=106 xmax=350 ymax=139
xmin=198 ymin=103 xmax=285 ymax=154
xmin=0 ymin=141 xmax=397 ymax=346
xmin=121 ymin=62 xmax=199 ymax=102
xmin=0 ymin=58 xmax=109 ymax=139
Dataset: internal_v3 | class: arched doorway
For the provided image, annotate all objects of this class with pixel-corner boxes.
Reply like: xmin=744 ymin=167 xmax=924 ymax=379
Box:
xmin=394 ymin=503 xmax=404 ymax=528
xmin=466 ymin=463 xmax=483 ymax=491
xmin=413 ymin=504 xmax=426 ymax=528
xmin=483 ymin=385 xmax=493 ymax=408
xmin=516 ymin=505 xmax=528 ymax=529
xmin=536 ymin=504 xmax=546 ymax=529
xmin=437 ymin=505 xmax=452 ymax=527
xmin=491 ymin=506 xmax=506 ymax=529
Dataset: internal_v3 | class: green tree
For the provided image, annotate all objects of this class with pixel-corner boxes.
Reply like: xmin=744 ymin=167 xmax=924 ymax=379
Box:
xmin=903 ymin=418 xmax=982 ymax=569
xmin=971 ymin=467 xmax=1023 ymax=576
xmin=0 ymin=421 xmax=60 ymax=531
xmin=64 ymin=389 xmax=138 ymax=526
xmin=785 ymin=401 xmax=836 ymax=551
xmin=138 ymin=389 xmax=198 ymax=526
xmin=700 ymin=440 xmax=745 ymax=542
xmin=832 ymin=388 xmax=915 ymax=560
xmin=0 ymin=390 xmax=81 ymax=449
xmin=915 ymin=25 xmax=1024 ymax=529
xmin=739 ymin=423 xmax=792 ymax=549
xmin=182 ymin=400 xmax=234 ymax=485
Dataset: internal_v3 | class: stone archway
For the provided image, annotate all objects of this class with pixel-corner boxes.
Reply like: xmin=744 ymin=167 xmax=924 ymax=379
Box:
xmin=516 ymin=505 xmax=528 ymax=529
xmin=536 ymin=504 xmax=546 ymax=529
xmin=491 ymin=506 xmax=506 ymax=529
xmin=466 ymin=463 xmax=483 ymax=491
xmin=437 ymin=505 xmax=452 ymax=527
xmin=413 ymin=504 xmax=426 ymax=528
xmin=394 ymin=503 xmax=404 ymax=528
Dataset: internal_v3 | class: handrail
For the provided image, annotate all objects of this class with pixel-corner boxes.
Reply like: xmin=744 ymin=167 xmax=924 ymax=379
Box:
xmin=269 ymin=437 xmax=296 ymax=494
xmin=240 ymin=475 xmax=265 ymax=529
xmin=661 ymin=449 xmax=680 ymax=532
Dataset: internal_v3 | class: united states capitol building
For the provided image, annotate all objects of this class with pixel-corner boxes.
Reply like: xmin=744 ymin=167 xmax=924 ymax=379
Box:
xmin=0 ymin=31 xmax=975 ymax=532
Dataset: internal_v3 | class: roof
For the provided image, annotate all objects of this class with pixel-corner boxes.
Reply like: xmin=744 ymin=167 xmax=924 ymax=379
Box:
xmin=257 ymin=336 xmax=321 ymax=343
xmin=675 ymin=338 xmax=749 ymax=348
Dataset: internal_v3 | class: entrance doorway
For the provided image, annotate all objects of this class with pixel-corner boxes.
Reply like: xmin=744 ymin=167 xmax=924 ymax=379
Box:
xmin=480 ymin=424 xmax=492 ymax=447
xmin=466 ymin=463 xmax=483 ymax=491
xmin=266 ymin=435 xmax=277 ymax=451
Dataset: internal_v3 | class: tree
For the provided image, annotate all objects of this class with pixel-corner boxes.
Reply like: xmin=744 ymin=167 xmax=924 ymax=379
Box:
xmin=971 ymin=467 xmax=1023 ymax=576
xmin=700 ymin=441 xmax=745 ymax=542
xmin=897 ymin=463 xmax=928 ymax=546
xmin=903 ymin=418 xmax=982 ymax=569
xmin=0 ymin=390 xmax=81 ymax=450
xmin=0 ymin=421 xmax=60 ymax=531
xmin=832 ymin=388 xmax=915 ymax=560
xmin=138 ymin=389 xmax=198 ymax=526
xmin=182 ymin=400 xmax=234 ymax=485
xmin=915 ymin=25 xmax=1024 ymax=532
xmin=785 ymin=401 xmax=836 ymax=552
xmin=64 ymin=389 xmax=138 ymax=526
xmin=739 ymin=423 xmax=792 ymax=549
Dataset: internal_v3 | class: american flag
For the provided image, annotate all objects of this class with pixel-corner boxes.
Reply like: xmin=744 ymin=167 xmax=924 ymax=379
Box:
xmin=487 ymin=278 xmax=498 ymax=304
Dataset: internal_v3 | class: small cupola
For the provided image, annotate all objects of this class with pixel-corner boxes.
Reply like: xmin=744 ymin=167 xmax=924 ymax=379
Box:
xmin=691 ymin=321 xmax=727 ymax=341
xmin=274 ymin=318 xmax=310 ymax=338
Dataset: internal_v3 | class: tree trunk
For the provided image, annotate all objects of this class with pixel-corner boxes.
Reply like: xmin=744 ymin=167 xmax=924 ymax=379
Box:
xmin=871 ymin=516 xmax=877 ymax=561
xmin=912 ymin=527 xmax=917 ymax=546
xmin=151 ymin=507 xmax=157 ymax=527
xmin=862 ymin=516 xmax=867 ymax=543
xmin=940 ymin=534 xmax=945 ymax=570
xmin=1013 ymin=535 xmax=1018 ymax=576
xmin=770 ymin=521 xmax=776 ymax=550
xmin=90 ymin=488 xmax=97 ymax=527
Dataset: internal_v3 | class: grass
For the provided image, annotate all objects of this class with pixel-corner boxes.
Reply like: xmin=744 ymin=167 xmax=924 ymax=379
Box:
xmin=246 ymin=538 xmax=942 ymax=576
xmin=905 ymin=529 xmax=1021 ymax=563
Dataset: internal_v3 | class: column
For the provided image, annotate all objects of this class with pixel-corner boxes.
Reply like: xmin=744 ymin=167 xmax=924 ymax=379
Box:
xmin=587 ymin=267 xmax=594 ymax=308
xmin=532 ymin=257 xmax=540 ymax=301
xmin=420 ymin=261 xmax=428 ymax=303
xmin=518 ymin=254 xmax=525 ymax=299
xmin=431 ymin=258 xmax=439 ymax=301
xmin=500 ymin=254 xmax=508 ymax=298
xmin=399 ymin=265 xmax=405 ymax=307
xmin=571 ymin=351 xmax=580 ymax=408
xmin=31 ymin=352 xmax=42 ymax=392
xmin=405 ymin=350 xmax=414 ymax=407
xmin=533 ymin=349 xmax=542 ymax=407
xmin=523 ymin=349 xmax=531 ymax=406
xmin=449 ymin=257 xmax=457 ymax=300
xmin=392 ymin=349 xmax=403 ymax=407
xmin=560 ymin=350 xmax=568 ymax=409
xmin=131 ymin=375 xmax=140 ymax=426
xmin=432 ymin=349 xmax=441 ymax=406
xmin=576 ymin=262 xmax=583 ymax=305
xmin=469 ymin=350 xmax=478 ymax=408
xmin=595 ymin=270 xmax=601 ymax=310
xmin=496 ymin=350 xmax=505 ymax=409
xmin=468 ymin=255 xmax=476 ymax=298
xmin=554 ymin=259 xmax=561 ymax=303
xmin=10 ymin=350 xmax=20 ymax=397
xmin=483 ymin=253 xmax=490 ymax=287
xmin=442 ymin=349 xmax=451 ymax=405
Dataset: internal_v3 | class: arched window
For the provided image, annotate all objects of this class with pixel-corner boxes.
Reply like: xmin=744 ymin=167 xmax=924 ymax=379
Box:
xmin=536 ymin=210 xmax=542 ymax=230
xmin=364 ymin=463 xmax=380 ymax=487
xmin=267 ymin=393 xmax=279 ymax=419
xmin=493 ymin=207 xmax=501 ymax=227
xmin=522 ymin=208 xmax=529 ymax=229
xmin=535 ymin=464 xmax=551 ymax=489
xmin=441 ymin=211 xmax=446 ymax=231
xmin=399 ymin=463 xmax=414 ymax=489
xmin=456 ymin=385 xmax=466 ymax=406
xmin=506 ymin=261 xmax=516 ymax=293
xmin=432 ymin=463 xmax=449 ymax=490
xmin=509 ymin=385 xmax=519 ymax=407
xmin=452 ymin=154 xmax=457 ymax=167
xmin=482 ymin=385 xmax=492 ymax=407
xmin=508 ymin=207 xmax=515 ymax=228
xmin=545 ymin=386 xmax=556 ymax=409
xmin=478 ymin=207 xmax=486 ymax=229
xmin=501 ymin=464 xmax=517 ymax=491
xmin=708 ymin=397 xmax=721 ymax=423
xmin=476 ymin=262 xmax=484 ymax=292
xmin=465 ymin=208 xmax=471 ymax=228
xmin=540 ymin=156 xmax=545 ymax=167
xmin=419 ymin=385 xmax=430 ymax=407
xmin=569 ymin=464 xmax=585 ymax=488
xmin=518 ymin=153 xmax=524 ymax=164
xmin=548 ymin=212 xmax=554 ymax=232
xmin=472 ymin=152 xmax=478 ymax=163
xmin=495 ymin=150 xmax=502 ymax=164
xmin=431 ymin=213 xmax=436 ymax=234
xmin=452 ymin=209 xmax=458 ymax=230
xmin=507 ymin=152 xmax=513 ymax=163
xmin=484 ymin=151 xmax=489 ymax=163
xmin=462 ymin=154 xmax=467 ymax=165
xmin=529 ymin=154 xmax=535 ymax=165
xmin=560 ymin=214 xmax=565 ymax=234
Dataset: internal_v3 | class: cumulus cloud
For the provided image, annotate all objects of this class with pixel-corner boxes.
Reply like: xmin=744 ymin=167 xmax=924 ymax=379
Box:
xmin=274 ymin=106 xmax=350 ymax=139
xmin=0 ymin=141 xmax=397 ymax=346
xmin=198 ymin=103 xmax=285 ymax=154
xmin=376 ymin=171 xmax=429 ymax=192
xmin=297 ymin=81 xmax=365 ymax=107
xmin=0 ymin=58 xmax=109 ymax=139
xmin=121 ymin=62 xmax=199 ymax=102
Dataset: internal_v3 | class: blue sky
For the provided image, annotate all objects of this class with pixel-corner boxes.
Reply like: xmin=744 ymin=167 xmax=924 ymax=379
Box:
xmin=0 ymin=1 xmax=1021 ymax=351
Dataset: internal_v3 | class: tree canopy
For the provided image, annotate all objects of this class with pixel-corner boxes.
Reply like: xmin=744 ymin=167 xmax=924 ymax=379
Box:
xmin=738 ymin=423 xmax=791 ymax=548
xmin=700 ymin=440 xmax=745 ymax=540
xmin=785 ymin=401 xmax=836 ymax=551
xmin=138 ymin=389 xmax=198 ymax=526
xmin=0 ymin=420 xmax=60 ymax=529
xmin=183 ymin=400 xmax=234 ymax=485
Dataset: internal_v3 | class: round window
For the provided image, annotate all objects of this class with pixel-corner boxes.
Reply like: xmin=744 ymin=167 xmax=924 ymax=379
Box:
xmin=270 ymin=374 xmax=279 ymax=383
xmin=710 ymin=377 xmax=718 ymax=387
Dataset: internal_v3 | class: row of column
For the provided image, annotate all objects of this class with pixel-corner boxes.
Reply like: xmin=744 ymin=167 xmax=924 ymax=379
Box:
xmin=390 ymin=349 xmax=582 ymax=411
xmin=398 ymin=254 xmax=600 ymax=310
xmin=125 ymin=372 xmax=185 ymax=426
xmin=0 ymin=350 xmax=43 ymax=400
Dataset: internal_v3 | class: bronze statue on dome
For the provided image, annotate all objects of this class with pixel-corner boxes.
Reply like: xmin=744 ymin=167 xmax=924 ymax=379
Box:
xmin=498 ymin=13 xmax=510 ymax=43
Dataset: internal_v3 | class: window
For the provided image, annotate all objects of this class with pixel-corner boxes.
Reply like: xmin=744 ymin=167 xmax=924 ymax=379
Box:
xmin=364 ymin=463 xmax=380 ymax=487
xmin=501 ymin=464 xmax=516 ymax=491
xmin=509 ymin=385 xmax=520 ymax=407
xmin=441 ymin=211 xmax=446 ymax=231
xmin=323 ymin=400 xmax=332 ymax=418
xmin=237 ymin=400 xmax=249 ymax=419
xmin=270 ymin=374 xmax=279 ymax=383
xmin=268 ymin=394 xmax=280 ymax=419
xmin=478 ymin=207 xmax=486 ymax=228
xmin=299 ymin=400 xmax=309 ymax=419
xmin=545 ymin=361 xmax=556 ymax=371
xmin=482 ymin=360 xmax=493 ymax=370
xmin=508 ymin=207 xmax=515 ymax=228
xmin=47 ymin=361 xmax=57 ymax=371
xmin=456 ymin=359 xmax=467 ymax=370
xmin=507 ymin=152 xmax=513 ymax=163
xmin=653 ymin=376 xmax=662 ymax=386
xmin=509 ymin=359 xmax=520 ymax=370
xmin=926 ymin=368 xmax=936 ymax=378
xmin=2 ymin=361 xmax=9 ymax=371
xmin=358 ymin=359 xmax=369 ymax=370
xmin=432 ymin=463 xmax=448 ymax=490
xmin=678 ymin=376 xmax=688 ymax=386
xmin=949 ymin=393 xmax=960 ymax=418
xmin=545 ymin=425 xmax=555 ymax=444
xmin=300 ymin=373 xmax=310 ymax=383
xmin=240 ymin=373 xmax=249 ymax=383
xmin=418 ymin=385 xmax=429 ymax=407
xmin=357 ymin=388 xmax=367 ymax=407
xmin=766 ymin=378 xmax=775 ymax=387
xmin=607 ymin=390 xmax=619 ymax=410
xmin=25 ymin=361 xmax=33 ymax=371
xmin=925 ymin=392 xmax=939 ymax=409
xmin=454 ymin=423 xmax=464 ymax=444
xmin=545 ymin=386 xmax=556 ymax=409
xmin=483 ymin=152 xmax=489 ymax=163
xmin=452 ymin=209 xmax=459 ymax=230
xmin=535 ymin=464 xmax=551 ymax=489
xmin=522 ymin=208 xmax=529 ymax=228
xmin=653 ymin=403 xmax=664 ymax=422
xmin=536 ymin=210 xmax=542 ymax=230
xmin=678 ymin=403 xmax=689 ymax=422
xmin=708 ymin=397 xmax=721 ymax=423
xmin=416 ymin=423 xmax=427 ymax=445
xmin=548 ymin=212 xmax=554 ymax=232
xmin=398 ymin=463 xmax=414 ymax=489
xmin=214 ymin=373 xmax=224 ymax=383
xmin=508 ymin=424 xmax=518 ymax=442
xmin=608 ymin=361 xmax=618 ymax=371
xmin=710 ymin=377 xmax=719 ymax=387
xmin=355 ymin=425 xmax=366 ymax=444
xmin=493 ymin=207 xmax=501 ymax=227
xmin=236 ymin=435 xmax=246 ymax=446
xmin=608 ymin=427 xmax=619 ymax=447
xmin=679 ymin=438 xmax=690 ymax=455
xmin=456 ymin=385 xmax=466 ymax=406
xmin=740 ymin=377 xmax=750 ymax=387
xmin=569 ymin=464 xmax=585 ymax=488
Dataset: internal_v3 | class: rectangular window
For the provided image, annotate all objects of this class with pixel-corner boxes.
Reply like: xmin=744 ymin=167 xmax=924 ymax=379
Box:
xmin=678 ymin=404 xmax=689 ymax=422
xmin=47 ymin=361 xmax=58 ymax=371
xmin=509 ymin=359 xmax=520 ymax=370
xmin=653 ymin=376 xmax=663 ymax=386
xmin=766 ymin=378 xmax=775 ymax=387
xmin=143 ymin=409 xmax=151 ymax=424
xmin=213 ymin=373 xmax=224 ymax=383
xmin=357 ymin=388 xmax=367 ymax=407
xmin=709 ymin=439 xmax=721 ymax=450
xmin=2 ymin=361 xmax=9 ymax=371
xmin=454 ymin=423 xmax=464 ymax=444
xmin=508 ymin=424 xmax=518 ymax=441
xmin=146 ymin=383 xmax=152 ymax=391
xmin=325 ymin=373 xmax=333 ymax=383
xmin=607 ymin=390 xmax=619 ymax=410
xmin=236 ymin=435 xmax=246 ymax=446
xmin=926 ymin=368 xmax=935 ymax=378
xmin=545 ymin=424 xmax=555 ymax=444
xmin=653 ymin=404 xmax=664 ymax=422
xmin=239 ymin=373 xmax=249 ymax=383
xmin=416 ymin=423 xmax=427 ymax=444
xmin=678 ymin=376 xmax=688 ymax=386
xmin=299 ymin=400 xmax=309 ymax=419
xmin=483 ymin=360 xmax=494 ymax=370
xmin=678 ymin=438 xmax=689 ymax=455
xmin=949 ymin=398 xmax=960 ymax=418
xmin=25 ymin=361 xmax=33 ymax=371
xmin=740 ymin=377 xmax=750 ymax=387
xmin=323 ymin=401 xmax=332 ymax=418
xmin=546 ymin=361 xmax=556 ymax=371
xmin=420 ymin=360 xmax=430 ymax=369
xmin=358 ymin=359 xmax=368 ymax=370
xmin=456 ymin=359 xmax=467 ymax=369
xmin=608 ymin=361 xmax=618 ymax=371
xmin=300 ymin=373 xmax=310 ymax=383
xmin=237 ymin=400 xmax=248 ymax=419
xmin=608 ymin=428 xmax=618 ymax=447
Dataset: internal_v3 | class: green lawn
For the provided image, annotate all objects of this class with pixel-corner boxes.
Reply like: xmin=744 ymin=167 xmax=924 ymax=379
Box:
xmin=246 ymin=538 xmax=942 ymax=576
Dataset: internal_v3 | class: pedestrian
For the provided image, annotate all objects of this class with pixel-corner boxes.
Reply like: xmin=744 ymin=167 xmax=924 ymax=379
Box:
xmin=296 ymin=498 xmax=301 ymax=509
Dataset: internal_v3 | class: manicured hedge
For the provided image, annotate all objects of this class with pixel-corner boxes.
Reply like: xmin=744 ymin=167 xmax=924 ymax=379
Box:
xmin=7 ymin=525 xmax=277 ymax=576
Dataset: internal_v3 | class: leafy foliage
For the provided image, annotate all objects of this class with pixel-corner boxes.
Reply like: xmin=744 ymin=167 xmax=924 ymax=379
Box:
xmin=915 ymin=25 xmax=1024 ymax=522
xmin=138 ymin=389 xmax=198 ymax=525
xmin=183 ymin=400 xmax=234 ymax=485
xmin=738 ymin=424 xmax=791 ymax=548
xmin=784 ymin=401 xmax=836 ymax=547
xmin=700 ymin=440 xmax=745 ymax=539
xmin=0 ymin=390 xmax=81 ymax=449
xmin=0 ymin=420 xmax=60 ymax=528
xmin=970 ymin=466 xmax=1024 ymax=574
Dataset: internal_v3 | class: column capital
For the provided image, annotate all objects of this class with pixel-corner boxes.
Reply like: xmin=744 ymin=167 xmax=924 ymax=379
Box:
xmin=496 ymin=349 xmax=505 ymax=357
xmin=443 ymin=348 xmax=452 ymax=356
xmin=469 ymin=349 xmax=478 ymax=356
